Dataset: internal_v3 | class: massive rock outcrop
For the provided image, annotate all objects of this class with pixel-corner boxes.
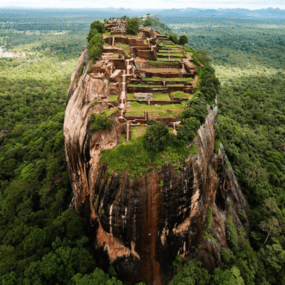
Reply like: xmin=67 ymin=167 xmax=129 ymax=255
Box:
xmin=64 ymin=23 xmax=250 ymax=285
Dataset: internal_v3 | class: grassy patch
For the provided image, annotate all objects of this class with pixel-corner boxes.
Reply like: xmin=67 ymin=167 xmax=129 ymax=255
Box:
xmin=167 ymin=84 xmax=184 ymax=87
xmin=157 ymin=52 xmax=169 ymax=56
xmin=157 ymin=58 xmax=180 ymax=62
xmin=102 ymin=107 xmax=118 ymax=117
xmin=169 ymin=50 xmax=183 ymax=55
xmin=131 ymin=126 xmax=148 ymax=139
xmin=159 ymin=41 xmax=176 ymax=47
xmin=126 ymin=101 xmax=186 ymax=117
xmin=172 ymin=91 xmax=192 ymax=100
xmin=170 ymin=54 xmax=184 ymax=58
xmin=143 ymin=68 xmax=180 ymax=73
xmin=115 ymin=43 xmax=131 ymax=56
xmin=128 ymin=101 xmax=186 ymax=111
xmin=127 ymin=93 xmax=170 ymax=101
xmin=143 ymin=77 xmax=193 ymax=82
xmin=109 ymin=95 xmax=118 ymax=102
xmin=128 ymin=84 xmax=162 ymax=87
xmin=127 ymin=93 xmax=135 ymax=100
xmin=125 ymin=111 xmax=145 ymax=116
xmin=147 ymin=60 xmax=179 ymax=68
xmin=99 ymin=134 xmax=198 ymax=178
xmin=152 ymin=94 xmax=170 ymax=101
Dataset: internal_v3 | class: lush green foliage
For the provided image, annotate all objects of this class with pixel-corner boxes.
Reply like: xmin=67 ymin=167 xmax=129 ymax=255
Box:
xmin=180 ymin=95 xmax=208 ymax=124
xmin=87 ymin=28 xmax=104 ymax=61
xmin=179 ymin=35 xmax=188 ymax=46
xmin=143 ymin=19 xmax=152 ymax=27
xmin=0 ymin=12 xmax=130 ymax=284
xmin=166 ymin=33 xmax=179 ymax=44
xmin=171 ymin=255 xmax=211 ymax=285
xmin=176 ymin=117 xmax=200 ymax=143
xmin=143 ymin=122 xmax=169 ymax=151
xmin=170 ymin=16 xmax=285 ymax=285
xmin=2 ymin=9 xmax=285 ymax=285
xmin=90 ymin=20 xmax=105 ymax=33
xmin=89 ymin=113 xmax=114 ymax=131
xmin=144 ymin=17 xmax=172 ymax=35
xmin=126 ymin=18 xmax=140 ymax=34
xmin=99 ymin=130 xmax=199 ymax=179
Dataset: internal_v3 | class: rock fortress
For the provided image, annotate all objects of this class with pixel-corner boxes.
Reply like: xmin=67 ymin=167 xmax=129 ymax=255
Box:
xmin=64 ymin=18 xmax=250 ymax=285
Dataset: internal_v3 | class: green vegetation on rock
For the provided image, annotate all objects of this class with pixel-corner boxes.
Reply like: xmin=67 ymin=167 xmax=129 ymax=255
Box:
xmin=89 ymin=113 xmax=114 ymax=131
xmin=179 ymin=35 xmax=188 ymax=46
xmin=126 ymin=18 xmax=140 ymax=34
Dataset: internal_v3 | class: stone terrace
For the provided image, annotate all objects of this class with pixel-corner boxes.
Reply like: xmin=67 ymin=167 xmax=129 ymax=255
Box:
xmin=90 ymin=19 xmax=198 ymax=141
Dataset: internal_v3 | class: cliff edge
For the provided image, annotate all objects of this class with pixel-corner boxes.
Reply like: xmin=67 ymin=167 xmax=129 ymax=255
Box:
xmin=64 ymin=19 xmax=250 ymax=284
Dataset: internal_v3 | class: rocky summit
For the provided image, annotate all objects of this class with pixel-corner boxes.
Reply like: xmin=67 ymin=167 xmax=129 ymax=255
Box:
xmin=64 ymin=19 xmax=250 ymax=284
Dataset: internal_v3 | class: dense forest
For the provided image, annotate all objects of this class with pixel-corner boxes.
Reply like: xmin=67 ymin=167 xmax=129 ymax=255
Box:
xmin=0 ymin=9 xmax=285 ymax=284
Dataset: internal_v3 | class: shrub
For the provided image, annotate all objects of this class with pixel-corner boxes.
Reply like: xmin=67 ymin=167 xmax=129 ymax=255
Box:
xmin=147 ymin=119 xmax=157 ymax=125
xmin=143 ymin=19 xmax=152 ymax=27
xmin=88 ymin=33 xmax=104 ymax=47
xmin=192 ymin=50 xmax=212 ymax=66
xmin=179 ymin=35 xmax=188 ymax=46
xmin=87 ymin=28 xmax=104 ymax=61
xmin=172 ymin=255 xmax=211 ymax=285
xmin=176 ymin=117 xmax=200 ymax=143
xmin=90 ymin=21 xmax=105 ymax=33
xmin=126 ymin=18 xmax=140 ymax=34
xmin=88 ymin=45 xmax=103 ymax=61
xmin=181 ymin=96 xmax=208 ymax=124
xmin=167 ymin=33 xmax=179 ymax=44
xmin=87 ymin=28 xmax=100 ymax=43
xmin=90 ymin=113 xmax=113 ymax=131
xmin=198 ymin=64 xmax=220 ymax=104
xmin=87 ymin=32 xmax=104 ymax=61
xmin=143 ymin=122 xmax=169 ymax=151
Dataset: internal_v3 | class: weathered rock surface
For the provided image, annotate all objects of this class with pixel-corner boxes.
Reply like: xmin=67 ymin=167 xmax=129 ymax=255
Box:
xmin=64 ymin=52 xmax=250 ymax=285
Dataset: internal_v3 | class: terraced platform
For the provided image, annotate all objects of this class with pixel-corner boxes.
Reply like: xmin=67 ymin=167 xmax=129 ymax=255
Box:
xmin=88 ymin=19 xmax=199 ymax=141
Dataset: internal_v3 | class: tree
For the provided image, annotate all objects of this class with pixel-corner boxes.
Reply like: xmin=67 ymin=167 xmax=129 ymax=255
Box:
xmin=260 ymin=243 xmax=285 ymax=285
xmin=182 ymin=96 xmax=208 ymax=124
xmin=143 ymin=19 xmax=152 ymax=27
xmin=87 ymin=33 xmax=104 ymax=61
xmin=143 ymin=122 xmax=169 ymax=151
xmin=90 ymin=21 xmax=105 ymax=33
xmin=87 ymin=29 xmax=101 ymax=43
xmin=126 ymin=18 xmax=140 ymax=34
xmin=213 ymin=266 xmax=245 ymax=285
xmin=72 ymin=268 xmax=123 ymax=285
xmin=167 ymin=33 xmax=179 ymax=44
xmin=171 ymin=256 xmax=211 ymax=285
xmin=179 ymin=35 xmax=188 ymax=46
xmin=177 ymin=117 xmax=200 ymax=143
xmin=192 ymin=50 xmax=212 ymax=66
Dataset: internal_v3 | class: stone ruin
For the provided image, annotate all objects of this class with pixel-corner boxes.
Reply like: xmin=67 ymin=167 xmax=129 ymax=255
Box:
xmin=63 ymin=18 xmax=250 ymax=285
xmin=134 ymin=93 xmax=153 ymax=100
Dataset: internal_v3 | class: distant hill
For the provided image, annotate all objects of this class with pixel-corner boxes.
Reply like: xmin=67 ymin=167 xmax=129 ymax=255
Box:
xmin=1 ymin=7 xmax=285 ymax=19
xmin=156 ymin=7 xmax=285 ymax=18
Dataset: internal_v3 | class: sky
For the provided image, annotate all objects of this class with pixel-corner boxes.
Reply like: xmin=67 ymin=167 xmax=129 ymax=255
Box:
xmin=0 ymin=0 xmax=285 ymax=10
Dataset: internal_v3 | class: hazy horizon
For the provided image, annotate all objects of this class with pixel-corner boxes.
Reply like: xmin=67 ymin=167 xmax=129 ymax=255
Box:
xmin=1 ymin=0 xmax=285 ymax=11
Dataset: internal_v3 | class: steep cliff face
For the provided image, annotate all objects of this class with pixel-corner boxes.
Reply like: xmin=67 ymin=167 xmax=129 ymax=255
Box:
xmin=64 ymin=49 xmax=250 ymax=285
